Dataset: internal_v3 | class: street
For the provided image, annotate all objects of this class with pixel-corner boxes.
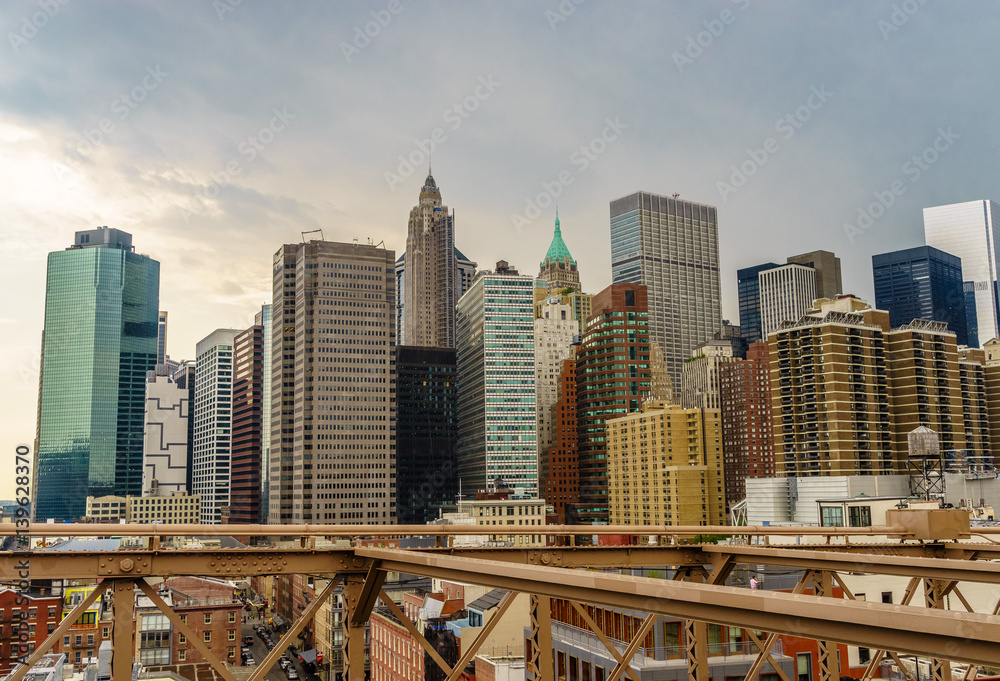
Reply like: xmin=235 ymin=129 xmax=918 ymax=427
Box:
xmin=240 ymin=612 xmax=310 ymax=680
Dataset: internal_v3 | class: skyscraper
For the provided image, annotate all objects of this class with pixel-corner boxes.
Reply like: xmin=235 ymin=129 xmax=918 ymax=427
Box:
xmin=396 ymin=247 xmax=476 ymax=344
xmin=395 ymin=346 xmax=458 ymax=524
xmin=737 ymin=263 xmax=779 ymax=344
xmin=402 ymin=171 xmax=457 ymax=348
xmin=157 ymin=311 xmax=168 ymax=366
xmin=534 ymin=298 xmax=580 ymax=489
xmin=786 ymin=250 xmax=842 ymax=300
xmin=758 ymin=263 xmax=818 ymax=339
xmin=142 ymin=365 xmax=190 ymax=496
xmin=34 ymin=226 xmax=160 ymax=521
xmin=571 ymin=283 xmax=651 ymax=524
xmin=610 ymin=192 xmax=722 ymax=387
xmin=229 ymin=320 xmax=265 ymax=524
xmin=537 ymin=212 xmax=581 ymax=294
xmin=271 ymin=240 xmax=396 ymax=524
xmin=680 ymin=336 xmax=739 ymax=410
xmin=924 ymin=200 xmax=1000 ymax=347
xmin=193 ymin=328 xmax=239 ymax=524
xmin=873 ymin=246 xmax=970 ymax=347
xmin=456 ymin=261 xmax=537 ymax=495
xmin=719 ymin=342 xmax=774 ymax=509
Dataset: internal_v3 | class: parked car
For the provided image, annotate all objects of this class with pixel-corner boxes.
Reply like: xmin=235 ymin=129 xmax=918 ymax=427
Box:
xmin=286 ymin=670 xmax=299 ymax=680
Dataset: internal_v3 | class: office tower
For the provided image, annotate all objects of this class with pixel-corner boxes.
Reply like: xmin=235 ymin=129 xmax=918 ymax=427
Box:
xmin=142 ymin=365 xmax=190 ymax=496
xmin=719 ymin=342 xmax=774 ymax=508
xmin=157 ymin=311 xmax=168 ymax=365
xmin=34 ymin=226 xmax=160 ymax=521
xmin=542 ymin=358 xmax=578 ymax=524
xmin=396 ymin=247 xmax=477 ymax=348
xmin=759 ymin=263 xmax=818 ymax=339
xmin=873 ymin=246 xmax=971 ymax=347
xmin=786 ymin=250 xmax=842 ymax=300
xmin=401 ymin=171 xmax=457 ymax=348
xmin=193 ymin=328 xmax=239 ymax=524
xmin=680 ymin=336 xmax=739 ymax=410
xmin=610 ymin=191 xmax=722 ymax=387
xmin=271 ymin=239 xmax=396 ymax=524
xmin=984 ymin=342 xmax=1000 ymax=463
xmin=924 ymin=200 xmax=1000 ymax=347
xmin=395 ymin=346 xmax=457 ymax=525
xmin=172 ymin=361 xmax=196 ymax=494
xmin=255 ymin=305 xmax=272 ymax=522
xmin=606 ymin=401 xmax=724 ymax=526
xmin=571 ymin=283 xmax=651 ymax=524
xmin=229 ymin=320 xmax=265 ymax=524
xmin=770 ymin=297 xmax=894 ymax=476
xmin=456 ymin=261 xmax=537 ymax=495
xmin=737 ymin=263 xmax=780 ymax=344
xmin=537 ymin=212 xmax=581 ymax=294
xmin=535 ymin=299 xmax=580 ymax=465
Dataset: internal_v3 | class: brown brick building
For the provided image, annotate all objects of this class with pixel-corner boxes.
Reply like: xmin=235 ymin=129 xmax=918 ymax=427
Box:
xmin=230 ymin=323 xmax=265 ymax=524
xmin=542 ymin=358 xmax=579 ymax=524
xmin=0 ymin=588 xmax=63 ymax=672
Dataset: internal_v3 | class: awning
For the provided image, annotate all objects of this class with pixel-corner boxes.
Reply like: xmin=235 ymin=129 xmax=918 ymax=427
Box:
xmin=298 ymin=648 xmax=319 ymax=664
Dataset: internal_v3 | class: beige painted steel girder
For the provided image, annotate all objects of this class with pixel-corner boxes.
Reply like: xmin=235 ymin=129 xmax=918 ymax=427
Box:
xmin=355 ymin=547 xmax=1000 ymax=666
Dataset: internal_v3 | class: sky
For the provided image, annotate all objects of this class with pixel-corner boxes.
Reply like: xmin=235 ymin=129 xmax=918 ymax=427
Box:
xmin=1 ymin=0 xmax=997 ymax=499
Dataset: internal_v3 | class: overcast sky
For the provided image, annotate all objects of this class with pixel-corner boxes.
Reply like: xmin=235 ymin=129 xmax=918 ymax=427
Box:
xmin=1 ymin=1 xmax=996 ymax=499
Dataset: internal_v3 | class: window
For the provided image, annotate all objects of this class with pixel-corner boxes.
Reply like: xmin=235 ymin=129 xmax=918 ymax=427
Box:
xmin=204 ymin=631 xmax=211 ymax=642
xmin=228 ymin=646 xmax=236 ymax=658
xmin=178 ymin=650 xmax=186 ymax=661
xmin=820 ymin=506 xmax=844 ymax=527
xmin=797 ymin=653 xmax=812 ymax=681
xmin=228 ymin=629 xmax=236 ymax=640
xmin=180 ymin=615 xmax=187 ymax=624
xmin=204 ymin=613 xmax=212 ymax=624
xmin=881 ymin=592 xmax=893 ymax=604
xmin=178 ymin=633 xmax=186 ymax=644
xmin=75 ymin=635 xmax=82 ymax=646
xmin=859 ymin=648 xmax=871 ymax=663
xmin=63 ymin=636 xmax=70 ymax=647
xmin=848 ymin=505 xmax=872 ymax=527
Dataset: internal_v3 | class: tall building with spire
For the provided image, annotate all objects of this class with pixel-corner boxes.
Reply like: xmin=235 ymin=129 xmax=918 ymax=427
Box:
xmin=538 ymin=212 xmax=581 ymax=294
xmin=402 ymin=171 xmax=457 ymax=347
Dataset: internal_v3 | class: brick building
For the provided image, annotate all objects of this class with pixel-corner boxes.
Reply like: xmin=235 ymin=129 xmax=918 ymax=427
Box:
xmin=0 ymin=588 xmax=63 ymax=672
xmin=542 ymin=358 xmax=578 ymax=524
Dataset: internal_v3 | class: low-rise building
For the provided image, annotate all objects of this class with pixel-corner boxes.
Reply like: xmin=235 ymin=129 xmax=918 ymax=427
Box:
xmin=85 ymin=492 xmax=201 ymax=524
xmin=457 ymin=490 xmax=547 ymax=547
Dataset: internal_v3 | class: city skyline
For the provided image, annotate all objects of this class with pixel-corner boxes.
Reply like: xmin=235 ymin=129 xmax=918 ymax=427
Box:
xmin=3 ymin=2 xmax=1000 ymax=497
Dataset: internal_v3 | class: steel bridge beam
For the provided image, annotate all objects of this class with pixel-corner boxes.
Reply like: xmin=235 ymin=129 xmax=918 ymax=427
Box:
xmin=355 ymin=547 xmax=1000 ymax=666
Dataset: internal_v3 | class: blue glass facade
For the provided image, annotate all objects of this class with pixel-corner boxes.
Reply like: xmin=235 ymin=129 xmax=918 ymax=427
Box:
xmin=737 ymin=263 xmax=779 ymax=343
xmin=872 ymin=246 xmax=971 ymax=346
xmin=34 ymin=230 xmax=160 ymax=521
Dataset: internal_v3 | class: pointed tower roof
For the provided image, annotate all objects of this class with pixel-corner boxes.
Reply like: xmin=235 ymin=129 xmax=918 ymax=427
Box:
xmin=540 ymin=211 xmax=576 ymax=268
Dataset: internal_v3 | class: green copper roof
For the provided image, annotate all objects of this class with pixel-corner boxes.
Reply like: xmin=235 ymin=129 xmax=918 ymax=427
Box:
xmin=540 ymin=211 xmax=576 ymax=267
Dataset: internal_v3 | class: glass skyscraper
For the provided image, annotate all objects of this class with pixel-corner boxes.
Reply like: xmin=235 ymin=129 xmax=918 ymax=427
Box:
xmin=34 ymin=227 xmax=160 ymax=521
xmin=610 ymin=192 xmax=722 ymax=386
xmin=872 ymin=246 xmax=971 ymax=346
xmin=456 ymin=261 xmax=538 ymax=496
xmin=737 ymin=262 xmax=779 ymax=343
xmin=924 ymin=200 xmax=1000 ymax=347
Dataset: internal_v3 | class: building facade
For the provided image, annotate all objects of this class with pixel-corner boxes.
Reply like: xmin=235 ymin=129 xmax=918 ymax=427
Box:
xmin=456 ymin=495 xmax=548 ymax=547
xmin=924 ymin=199 xmax=1000 ymax=346
xmin=737 ymin=262 xmax=780 ymax=344
xmin=537 ymin=212 xmax=581 ymax=294
xmin=34 ymin=226 xmax=160 ymax=521
xmin=719 ymin=342 xmax=774 ymax=509
xmin=610 ymin=192 xmax=722 ymax=387
xmin=606 ymin=401 xmax=724 ymax=526
xmin=759 ymin=263 xmax=817 ymax=340
xmin=542 ymin=359 xmax=579 ymax=524
xmin=270 ymin=240 xmax=397 ymax=524
xmin=402 ymin=172 xmax=457 ymax=348
xmin=680 ymin=336 xmax=739 ymax=410
xmin=534 ymin=299 xmax=580 ymax=485
xmin=786 ymin=250 xmax=842 ymax=300
xmin=571 ymin=283 xmax=651 ymax=524
xmin=396 ymin=247 xmax=477 ymax=348
xmin=142 ymin=365 xmax=190 ymax=496
xmin=873 ymin=245 xmax=970 ymax=347
xmin=229 ymin=321 xmax=265 ymax=524
xmin=396 ymin=346 xmax=458 ymax=525
xmin=193 ymin=329 xmax=239 ymax=524
xmin=86 ymin=492 xmax=201 ymax=523
xmin=456 ymin=263 xmax=538 ymax=496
